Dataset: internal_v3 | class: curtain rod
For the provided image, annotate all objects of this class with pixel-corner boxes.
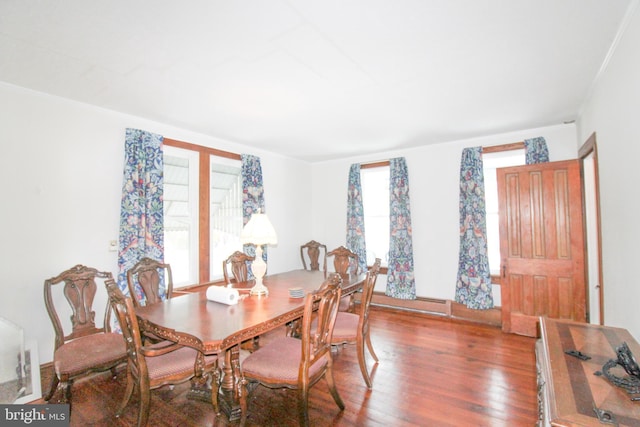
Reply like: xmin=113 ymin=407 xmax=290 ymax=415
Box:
xmin=481 ymin=141 xmax=524 ymax=154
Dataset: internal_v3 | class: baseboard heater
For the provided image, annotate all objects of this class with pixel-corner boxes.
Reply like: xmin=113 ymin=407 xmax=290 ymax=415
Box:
xmin=364 ymin=292 xmax=452 ymax=317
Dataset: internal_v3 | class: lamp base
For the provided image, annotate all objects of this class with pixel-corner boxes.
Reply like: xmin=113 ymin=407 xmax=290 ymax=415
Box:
xmin=250 ymin=245 xmax=269 ymax=296
xmin=249 ymin=282 xmax=269 ymax=296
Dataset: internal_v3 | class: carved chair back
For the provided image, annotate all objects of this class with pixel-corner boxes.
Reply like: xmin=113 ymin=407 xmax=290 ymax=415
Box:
xmin=300 ymin=240 xmax=327 ymax=272
xmin=126 ymin=257 xmax=174 ymax=307
xmin=223 ymin=250 xmax=255 ymax=283
xmin=106 ymin=279 xmax=147 ymax=378
xmin=327 ymin=245 xmax=360 ymax=275
xmin=301 ymin=273 xmax=343 ymax=376
xmin=44 ymin=264 xmax=114 ymax=348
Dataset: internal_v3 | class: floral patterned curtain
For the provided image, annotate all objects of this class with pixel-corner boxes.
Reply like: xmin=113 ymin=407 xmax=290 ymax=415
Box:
xmin=525 ymin=136 xmax=549 ymax=164
xmin=346 ymin=164 xmax=367 ymax=273
xmin=117 ymin=128 xmax=164 ymax=296
xmin=455 ymin=147 xmax=493 ymax=309
xmin=241 ymin=154 xmax=266 ymax=274
xmin=386 ymin=157 xmax=416 ymax=299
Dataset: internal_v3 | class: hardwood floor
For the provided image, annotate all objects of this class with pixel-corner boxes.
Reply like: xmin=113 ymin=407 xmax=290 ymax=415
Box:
xmin=34 ymin=308 xmax=538 ymax=426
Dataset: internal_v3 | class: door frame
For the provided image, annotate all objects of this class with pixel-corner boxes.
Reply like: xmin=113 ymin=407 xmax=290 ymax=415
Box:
xmin=578 ymin=132 xmax=604 ymax=325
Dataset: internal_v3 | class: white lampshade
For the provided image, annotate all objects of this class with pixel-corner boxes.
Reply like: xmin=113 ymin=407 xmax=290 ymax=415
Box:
xmin=240 ymin=212 xmax=278 ymax=246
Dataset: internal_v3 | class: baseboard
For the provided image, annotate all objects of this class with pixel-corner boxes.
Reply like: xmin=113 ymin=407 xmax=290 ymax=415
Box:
xmin=450 ymin=301 xmax=501 ymax=327
xmin=358 ymin=292 xmax=502 ymax=327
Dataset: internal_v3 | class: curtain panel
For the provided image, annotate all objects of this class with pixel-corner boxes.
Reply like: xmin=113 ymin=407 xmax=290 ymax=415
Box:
xmin=455 ymin=147 xmax=493 ymax=309
xmin=241 ymin=154 xmax=266 ymax=273
xmin=525 ymin=136 xmax=550 ymax=164
xmin=386 ymin=157 xmax=416 ymax=299
xmin=346 ymin=164 xmax=367 ymax=273
xmin=117 ymin=128 xmax=164 ymax=297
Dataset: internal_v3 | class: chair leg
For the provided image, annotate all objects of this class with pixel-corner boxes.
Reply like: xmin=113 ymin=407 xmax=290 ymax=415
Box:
xmin=365 ymin=331 xmax=379 ymax=362
xmin=298 ymin=385 xmax=310 ymax=427
xmin=137 ymin=380 xmax=151 ymax=427
xmin=43 ymin=374 xmax=59 ymax=401
xmin=357 ymin=335 xmax=372 ymax=389
xmin=45 ymin=377 xmax=71 ymax=405
xmin=62 ymin=381 xmax=72 ymax=405
xmin=116 ymin=370 xmax=135 ymax=418
xmin=324 ymin=363 xmax=345 ymax=411
xmin=286 ymin=319 xmax=302 ymax=338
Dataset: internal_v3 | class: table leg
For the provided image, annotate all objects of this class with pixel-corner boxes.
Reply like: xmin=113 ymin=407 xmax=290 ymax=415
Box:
xmin=218 ymin=345 xmax=243 ymax=421
xmin=186 ymin=351 xmax=213 ymax=402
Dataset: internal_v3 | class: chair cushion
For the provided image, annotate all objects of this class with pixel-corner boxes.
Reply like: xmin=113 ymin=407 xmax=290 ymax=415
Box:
xmin=242 ymin=337 xmax=327 ymax=383
xmin=330 ymin=312 xmax=359 ymax=342
xmin=145 ymin=346 xmax=217 ymax=381
xmin=54 ymin=333 xmax=126 ymax=377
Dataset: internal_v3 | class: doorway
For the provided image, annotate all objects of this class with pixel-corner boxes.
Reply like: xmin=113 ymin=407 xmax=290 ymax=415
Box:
xmin=579 ymin=132 xmax=604 ymax=325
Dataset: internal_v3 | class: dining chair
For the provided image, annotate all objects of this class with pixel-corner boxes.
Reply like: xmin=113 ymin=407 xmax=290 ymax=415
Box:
xmin=222 ymin=250 xmax=255 ymax=283
xmin=126 ymin=257 xmax=174 ymax=308
xmin=327 ymin=245 xmax=360 ymax=312
xmin=239 ymin=273 xmax=344 ymax=426
xmin=331 ymin=258 xmax=381 ymax=388
xmin=43 ymin=265 xmax=127 ymax=407
xmin=223 ymin=250 xmax=261 ymax=351
xmin=300 ymin=240 xmax=327 ymax=272
xmin=287 ymin=239 xmax=327 ymax=339
xmin=327 ymin=245 xmax=360 ymax=275
xmin=105 ymin=279 xmax=220 ymax=427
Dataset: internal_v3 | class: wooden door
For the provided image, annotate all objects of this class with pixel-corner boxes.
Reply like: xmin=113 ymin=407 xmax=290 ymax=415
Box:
xmin=498 ymin=159 xmax=586 ymax=336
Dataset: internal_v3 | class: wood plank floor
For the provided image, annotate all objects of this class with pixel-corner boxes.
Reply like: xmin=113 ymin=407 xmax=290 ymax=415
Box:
xmin=34 ymin=308 xmax=538 ymax=426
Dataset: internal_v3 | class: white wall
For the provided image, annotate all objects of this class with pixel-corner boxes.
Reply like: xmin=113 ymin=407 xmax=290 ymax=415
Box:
xmin=577 ymin=4 xmax=640 ymax=339
xmin=311 ymin=125 xmax=578 ymax=301
xmin=0 ymin=82 xmax=309 ymax=364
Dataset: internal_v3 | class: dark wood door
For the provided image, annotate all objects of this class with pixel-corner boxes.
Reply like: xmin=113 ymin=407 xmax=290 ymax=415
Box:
xmin=498 ymin=159 xmax=586 ymax=336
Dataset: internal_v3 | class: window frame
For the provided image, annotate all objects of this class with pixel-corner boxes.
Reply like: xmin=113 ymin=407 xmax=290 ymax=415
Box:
xmin=482 ymin=149 xmax=525 ymax=280
xmin=163 ymin=145 xmax=200 ymax=286
xmin=163 ymin=138 xmax=241 ymax=286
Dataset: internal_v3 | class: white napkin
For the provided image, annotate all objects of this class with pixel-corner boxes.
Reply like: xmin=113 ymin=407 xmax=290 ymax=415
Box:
xmin=206 ymin=285 xmax=240 ymax=305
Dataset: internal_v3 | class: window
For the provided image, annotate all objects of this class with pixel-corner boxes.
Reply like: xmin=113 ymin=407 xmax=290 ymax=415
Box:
xmin=163 ymin=147 xmax=199 ymax=285
xmin=361 ymin=165 xmax=389 ymax=267
xmin=482 ymin=149 xmax=525 ymax=276
xmin=163 ymin=139 xmax=242 ymax=287
xmin=209 ymin=161 xmax=243 ymax=279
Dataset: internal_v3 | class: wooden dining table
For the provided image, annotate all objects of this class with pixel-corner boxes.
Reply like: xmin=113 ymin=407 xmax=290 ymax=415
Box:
xmin=135 ymin=269 xmax=366 ymax=420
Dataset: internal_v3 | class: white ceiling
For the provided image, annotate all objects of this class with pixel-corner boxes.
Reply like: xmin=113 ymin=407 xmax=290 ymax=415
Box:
xmin=0 ymin=1 xmax=634 ymax=161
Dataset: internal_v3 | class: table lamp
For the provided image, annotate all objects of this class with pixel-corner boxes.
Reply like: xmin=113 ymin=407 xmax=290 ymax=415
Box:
xmin=240 ymin=211 xmax=278 ymax=296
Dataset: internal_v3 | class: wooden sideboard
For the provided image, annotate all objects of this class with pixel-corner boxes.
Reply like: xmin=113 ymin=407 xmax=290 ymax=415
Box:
xmin=536 ymin=317 xmax=640 ymax=426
